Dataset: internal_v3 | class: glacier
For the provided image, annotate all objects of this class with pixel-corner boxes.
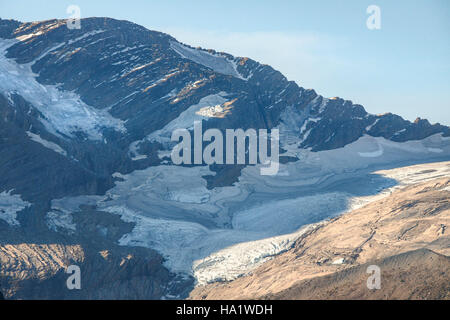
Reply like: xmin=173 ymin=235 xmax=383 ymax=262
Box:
xmin=0 ymin=38 xmax=125 ymax=140
xmin=47 ymin=133 xmax=450 ymax=285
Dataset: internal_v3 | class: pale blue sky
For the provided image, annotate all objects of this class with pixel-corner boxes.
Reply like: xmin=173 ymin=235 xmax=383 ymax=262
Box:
xmin=1 ymin=0 xmax=449 ymax=124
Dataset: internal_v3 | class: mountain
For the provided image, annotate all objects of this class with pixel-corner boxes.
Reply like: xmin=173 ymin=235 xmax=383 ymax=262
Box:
xmin=0 ymin=17 xmax=449 ymax=299
xmin=0 ymin=17 xmax=449 ymax=200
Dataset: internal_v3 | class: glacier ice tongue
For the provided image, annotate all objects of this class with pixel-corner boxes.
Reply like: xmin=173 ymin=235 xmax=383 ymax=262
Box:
xmin=0 ymin=190 xmax=30 ymax=226
xmin=0 ymin=39 xmax=125 ymax=140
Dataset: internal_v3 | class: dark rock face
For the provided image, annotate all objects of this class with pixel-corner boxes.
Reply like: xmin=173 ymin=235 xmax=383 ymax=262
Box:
xmin=0 ymin=17 xmax=449 ymax=299
xmin=296 ymin=98 xmax=449 ymax=152
xmin=0 ymin=19 xmax=20 ymax=39
xmin=0 ymin=93 xmax=116 ymax=205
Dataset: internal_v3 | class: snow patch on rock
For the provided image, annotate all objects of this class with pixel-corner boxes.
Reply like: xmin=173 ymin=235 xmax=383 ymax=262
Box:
xmin=170 ymin=41 xmax=246 ymax=80
xmin=129 ymin=92 xmax=229 ymax=158
xmin=26 ymin=131 xmax=67 ymax=156
xmin=46 ymin=210 xmax=76 ymax=233
xmin=0 ymin=190 xmax=30 ymax=226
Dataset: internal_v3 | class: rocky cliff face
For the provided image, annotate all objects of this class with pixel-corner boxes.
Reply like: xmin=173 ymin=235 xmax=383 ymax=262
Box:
xmin=0 ymin=17 xmax=449 ymax=299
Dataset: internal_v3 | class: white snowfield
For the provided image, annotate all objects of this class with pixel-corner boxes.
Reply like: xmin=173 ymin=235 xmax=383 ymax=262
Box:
xmin=170 ymin=41 xmax=248 ymax=80
xmin=0 ymin=38 xmax=125 ymax=140
xmin=49 ymin=132 xmax=450 ymax=285
xmin=0 ymin=190 xmax=30 ymax=226
xmin=26 ymin=131 xmax=67 ymax=156
xmin=3 ymin=26 xmax=449 ymax=289
xmin=146 ymin=92 xmax=229 ymax=145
